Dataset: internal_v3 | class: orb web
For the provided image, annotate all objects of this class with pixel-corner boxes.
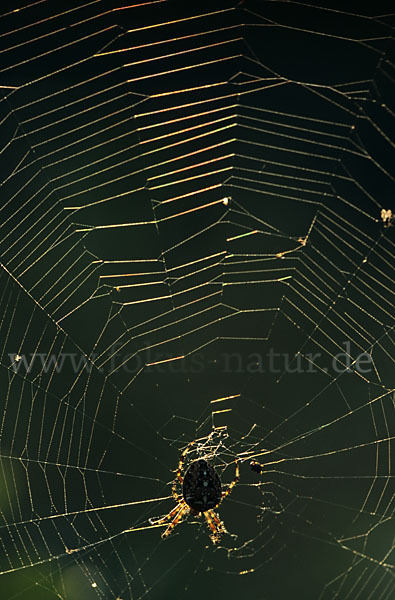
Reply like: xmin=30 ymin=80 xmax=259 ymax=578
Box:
xmin=0 ymin=2 xmax=394 ymax=599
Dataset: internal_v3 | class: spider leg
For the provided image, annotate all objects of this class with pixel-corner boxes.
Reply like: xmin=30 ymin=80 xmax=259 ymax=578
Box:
xmin=203 ymin=510 xmax=221 ymax=544
xmin=172 ymin=480 xmax=183 ymax=503
xmin=150 ymin=501 xmax=183 ymax=526
xmin=162 ymin=503 xmax=189 ymax=539
xmin=170 ymin=441 xmax=196 ymax=502
xmin=221 ymin=458 xmax=239 ymax=501
xmin=208 ymin=509 xmax=227 ymax=536
xmin=176 ymin=440 xmax=196 ymax=486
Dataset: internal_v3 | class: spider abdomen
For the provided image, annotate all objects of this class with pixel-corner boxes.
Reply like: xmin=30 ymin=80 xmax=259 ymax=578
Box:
xmin=182 ymin=459 xmax=222 ymax=512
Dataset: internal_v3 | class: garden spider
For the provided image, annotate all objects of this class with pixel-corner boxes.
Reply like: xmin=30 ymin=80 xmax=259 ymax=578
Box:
xmin=150 ymin=441 xmax=239 ymax=544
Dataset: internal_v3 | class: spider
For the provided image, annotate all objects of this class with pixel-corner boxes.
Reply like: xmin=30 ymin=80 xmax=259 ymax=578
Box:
xmin=151 ymin=441 xmax=239 ymax=544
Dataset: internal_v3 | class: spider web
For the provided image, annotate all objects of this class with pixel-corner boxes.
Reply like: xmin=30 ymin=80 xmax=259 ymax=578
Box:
xmin=0 ymin=1 xmax=394 ymax=599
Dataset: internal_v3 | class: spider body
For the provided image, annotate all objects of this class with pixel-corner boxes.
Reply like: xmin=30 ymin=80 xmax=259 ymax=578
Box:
xmin=183 ymin=459 xmax=221 ymax=513
xmin=150 ymin=441 xmax=239 ymax=544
